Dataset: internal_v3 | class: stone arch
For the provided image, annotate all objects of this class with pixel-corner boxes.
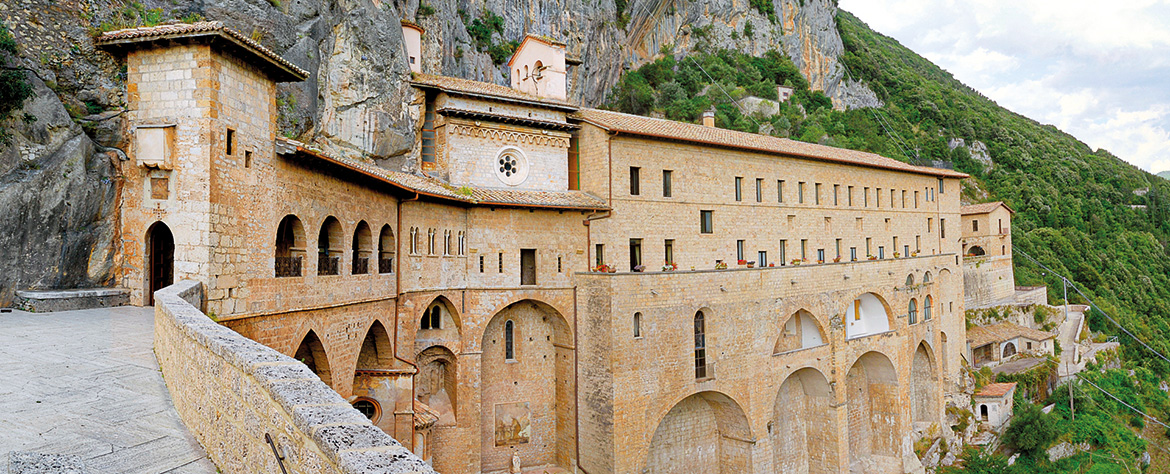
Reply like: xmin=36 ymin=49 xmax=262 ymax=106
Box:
xmin=352 ymin=220 xmax=373 ymax=274
xmin=979 ymin=404 xmax=989 ymax=421
xmin=378 ymin=224 xmax=395 ymax=273
xmin=479 ymin=299 xmax=574 ymax=472
xmin=646 ymin=391 xmax=752 ymax=474
xmin=1003 ymin=341 xmax=1017 ymax=358
xmin=317 ymin=216 xmax=343 ymax=275
xmin=924 ymin=295 xmax=933 ymax=321
xmin=908 ymin=298 xmax=919 ymax=324
xmin=145 ymin=221 xmax=174 ymax=306
xmin=416 ymin=345 xmax=457 ymax=425
xmin=356 ymin=320 xmax=394 ymax=370
xmin=846 ymin=351 xmax=900 ymax=472
xmin=923 ymin=271 xmax=933 ymax=284
xmin=845 ymin=293 xmax=892 ymax=339
xmin=275 ymin=215 xmax=306 ymax=277
xmin=774 ymin=309 xmax=826 ymax=354
xmin=772 ymin=368 xmax=839 ymax=474
xmin=905 ymin=274 xmax=915 ymax=286
xmin=419 ymin=295 xmax=461 ymax=332
xmin=966 ymin=246 xmax=986 ymax=257
xmin=911 ymin=342 xmax=939 ymax=426
xmin=294 ymin=329 xmax=332 ymax=387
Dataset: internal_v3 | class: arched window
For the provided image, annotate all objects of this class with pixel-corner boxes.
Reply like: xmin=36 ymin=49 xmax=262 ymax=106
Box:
xmin=317 ymin=217 xmax=342 ymax=275
xmin=924 ymin=295 xmax=933 ymax=321
xmin=444 ymin=230 xmax=452 ymax=255
xmin=421 ymin=304 xmax=442 ymax=330
xmin=409 ymin=227 xmax=418 ymax=254
xmin=633 ymin=312 xmax=642 ymax=338
xmin=908 ymin=298 xmax=918 ymax=324
xmin=275 ymin=215 xmax=305 ymax=277
xmin=694 ymin=311 xmax=707 ymax=379
xmin=923 ymin=271 xmax=932 ymax=284
xmin=352 ymin=221 xmax=372 ymax=275
xmin=428 ymin=228 xmax=436 ymax=255
xmin=967 ymin=246 xmax=986 ymax=256
xmin=504 ymin=320 xmax=515 ymax=360
xmin=378 ymin=225 xmax=395 ymax=274
xmin=458 ymin=231 xmax=465 ymax=256
xmin=905 ymin=274 xmax=915 ymax=286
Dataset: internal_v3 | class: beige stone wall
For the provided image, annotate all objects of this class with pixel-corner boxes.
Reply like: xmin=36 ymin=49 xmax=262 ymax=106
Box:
xmin=963 ymin=255 xmax=1016 ymax=308
xmin=154 ymin=280 xmax=432 ymax=474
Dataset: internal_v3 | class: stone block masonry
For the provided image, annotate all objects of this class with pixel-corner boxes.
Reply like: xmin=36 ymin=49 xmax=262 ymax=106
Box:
xmin=153 ymin=280 xmax=434 ymax=474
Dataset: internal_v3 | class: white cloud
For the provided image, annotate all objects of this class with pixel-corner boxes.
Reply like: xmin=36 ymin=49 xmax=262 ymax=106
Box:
xmin=838 ymin=0 xmax=1170 ymax=174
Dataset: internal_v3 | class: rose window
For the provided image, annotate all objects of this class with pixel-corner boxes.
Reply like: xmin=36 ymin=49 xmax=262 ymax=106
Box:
xmin=494 ymin=148 xmax=529 ymax=186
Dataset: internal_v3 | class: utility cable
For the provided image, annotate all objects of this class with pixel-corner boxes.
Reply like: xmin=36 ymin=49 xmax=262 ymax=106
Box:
xmin=1076 ymin=373 xmax=1170 ymax=430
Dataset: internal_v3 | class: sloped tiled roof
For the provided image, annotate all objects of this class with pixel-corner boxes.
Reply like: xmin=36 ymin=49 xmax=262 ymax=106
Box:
xmin=275 ymin=137 xmax=608 ymax=210
xmin=411 ymin=73 xmax=577 ymax=110
xmin=961 ymin=201 xmax=1015 ymax=215
xmin=975 ymin=382 xmax=1017 ymax=398
xmin=413 ymin=399 xmax=440 ymax=430
xmin=574 ymin=108 xmax=969 ymax=179
xmin=95 ymin=21 xmax=308 ymax=82
xmin=968 ymin=322 xmax=1055 ymax=348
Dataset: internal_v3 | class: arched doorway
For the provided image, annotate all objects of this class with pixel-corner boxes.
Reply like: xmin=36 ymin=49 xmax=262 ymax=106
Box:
xmin=911 ymin=343 xmax=939 ymax=426
xmin=479 ymin=300 xmax=573 ymax=473
xmin=647 ymin=391 xmax=752 ymax=474
xmin=846 ymin=352 xmax=901 ymax=473
xmin=1002 ymin=341 xmax=1017 ymax=359
xmin=773 ymin=369 xmax=838 ymax=474
xmin=293 ymin=330 xmax=332 ymax=387
xmin=146 ymin=221 xmax=174 ymax=305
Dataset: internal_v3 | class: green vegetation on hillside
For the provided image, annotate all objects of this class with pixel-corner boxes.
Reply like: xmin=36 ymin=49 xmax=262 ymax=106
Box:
xmin=605 ymin=10 xmax=1170 ymax=472
xmin=0 ymin=21 xmax=35 ymax=145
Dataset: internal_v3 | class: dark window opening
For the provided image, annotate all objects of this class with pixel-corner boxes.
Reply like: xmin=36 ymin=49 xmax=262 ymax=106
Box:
xmin=421 ymin=95 xmax=436 ymax=164
xmin=735 ymin=177 xmax=743 ymax=202
xmin=225 ymin=128 xmax=235 ymax=156
xmin=568 ymin=134 xmax=580 ymax=190
xmin=353 ymin=400 xmax=378 ymax=420
xmin=663 ymin=170 xmax=672 ymax=197
xmin=629 ymin=239 xmax=642 ymax=271
xmin=504 ymin=320 xmax=515 ymax=360
xmin=595 ymin=244 xmax=605 ymax=267
xmin=694 ymin=311 xmax=707 ymax=379
xmin=756 ymin=178 xmax=763 ymax=202
xmin=700 ymin=210 xmax=714 ymax=234
xmin=664 ymin=239 xmax=674 ymax=265
xmin=633 ymin=312 xmax=642 ymax=338
xmin=244 ymin=150 xmax=252 ymax=168
xmin=520 ymin=249 xmax=536 ymax=285
xmin=629 ymin=166 xmax=641 ymax=196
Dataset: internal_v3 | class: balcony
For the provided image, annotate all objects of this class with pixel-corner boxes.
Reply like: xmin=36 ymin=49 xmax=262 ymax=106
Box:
xmin=352 ymin=257 xmax=369 ymax=275
xmin=275 ymin=256 xmax=302 ymax=278
xmin=318 ymin=255 xmax=340 ymax=276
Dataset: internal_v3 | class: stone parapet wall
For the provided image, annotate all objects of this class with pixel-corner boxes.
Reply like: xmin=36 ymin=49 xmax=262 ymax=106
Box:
xmin=154 ymin=280 xmax=433 ymax=474
xmin=963 ymin=255 xmax=1015 ymax=309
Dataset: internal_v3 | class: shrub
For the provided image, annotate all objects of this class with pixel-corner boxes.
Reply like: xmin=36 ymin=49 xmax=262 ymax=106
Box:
xmin=0 ymin=21 xmax=35 ymax=145
xmin=1002 ymin=400 xmax=1059 ymax=456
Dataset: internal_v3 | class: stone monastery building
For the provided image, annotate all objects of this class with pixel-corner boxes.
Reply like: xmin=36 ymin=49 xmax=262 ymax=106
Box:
xmin=95 ymin=20 xmax=978 ymax=474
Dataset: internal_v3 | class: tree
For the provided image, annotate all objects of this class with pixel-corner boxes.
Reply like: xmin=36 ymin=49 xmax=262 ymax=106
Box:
xmin=1002 ymin=399 xmax=1059 ymax=456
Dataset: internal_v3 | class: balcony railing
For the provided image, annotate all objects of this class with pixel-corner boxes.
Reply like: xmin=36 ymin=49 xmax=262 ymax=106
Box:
xmin=318 ymin=255 xmax=339 ymax=276
xmin=275 ymin=256 xmax=302 ymax=278
xmin=379 ymin=258 xmax=394 ymax=274
xmin=352 ymin=257 xmax=369 ymax=275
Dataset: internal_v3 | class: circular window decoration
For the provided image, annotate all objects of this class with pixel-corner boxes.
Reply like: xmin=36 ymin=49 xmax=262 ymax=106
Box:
xmin=494 ymin=147 xmax=529 ymax=186
xmin=352 ymin=397 xmax=381 ymax=423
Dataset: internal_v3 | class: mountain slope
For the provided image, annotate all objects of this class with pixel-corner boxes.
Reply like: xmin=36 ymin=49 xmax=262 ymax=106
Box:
xmin=1158 ymin=171 xmax=1170 ymax=180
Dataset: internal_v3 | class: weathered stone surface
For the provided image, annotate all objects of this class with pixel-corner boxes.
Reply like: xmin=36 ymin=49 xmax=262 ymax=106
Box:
xmin=8 ymin=452 xmax=87 ymax=474
xmin=12 ymin=287 xmax=128 ymax=312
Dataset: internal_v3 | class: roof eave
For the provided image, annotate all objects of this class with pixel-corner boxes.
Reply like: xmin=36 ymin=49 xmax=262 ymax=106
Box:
xmin=410 ymin=80 xmax=578 ymax=112
xmin=97 ymin=30 xmax=308 ymax=83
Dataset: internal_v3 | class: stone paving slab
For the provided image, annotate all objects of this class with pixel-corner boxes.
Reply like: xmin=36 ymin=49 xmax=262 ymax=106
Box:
xmin=0 ymin=307 xmax=215 ymax=474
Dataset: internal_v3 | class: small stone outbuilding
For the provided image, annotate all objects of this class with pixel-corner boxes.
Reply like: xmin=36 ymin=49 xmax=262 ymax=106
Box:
xmin=974 ymin=382 xmax=1016 ymax=429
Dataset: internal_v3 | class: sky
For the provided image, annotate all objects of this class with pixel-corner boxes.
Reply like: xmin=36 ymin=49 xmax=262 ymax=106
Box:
xmin=837 ymin=0 xmax=1170 ymax=175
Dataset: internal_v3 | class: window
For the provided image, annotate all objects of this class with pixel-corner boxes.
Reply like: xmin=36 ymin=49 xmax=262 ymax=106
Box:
xmin=891 ymin=189 xmax=896 ymax=207
xmin=925 ymin=295 xmax=933 ymax=321
xmin=633 ymin=312 xmax=642 ymax=338
xmin=848 ymin=186 xmax=854 ymax=206
xmin=866 ymin=237 xmax=872 ymax=256
xmin=779 ymin=240 xmax=787 ymax=264
xmin=352 ymin=399 xmax=379 ymax=422
xmin=498 ymin=252 xmax=503 ymax=273
xmin=700 ymin=210 xmax=714 ymax=234
xmin=421 ymin=98 xmax=436 ymax=164
xmin=421 ymin=305 xmax=441 ymax=330
xmin=815 ymin=183 xmax=822 ymax=205
xmin=914 ymin=191 xmax=919 ymax=208
xmin=735 ymin=177 xmax=743 ymax=201
xmin=568 ymin=135 xmax=580 ymax=190
xmin=428 ymin=228 xmax=436 ymax=255
xmin=664 ymin=239 xmax=674 ymax=265
xmin=758 ymin=251 xmax=767 ymax=267
xmin=835 ymin=239 xmax=842 ymax=259
xmin=908 ymin=299 xmax=918 ymax=324
xmin=520 ymin=249 xmax=536 ymax=285
xmin=906 ymin=274 xmax=915 ymax=286
xmin=893 ymin=236 xmax=898 ymax=255
xmin=629 ymin=239 xmax=642 ymax=271
xmin=479 ymin=255 xmax=484 ymax=272
xmin=444 ymin=230 xmax=451 ymax=255
xmin=904 ymin=245 xmax=910 ymax=257
xmin=915 ymin=235 xmax=921 ymax=252
xmin=939 ymin=178 xmax=945 ymax=194
xmin=244 ymin=150 xmax=252 ymax=168
xmin=663 ymin=170 xmax=672 ymax=197
xmin=973 ymin=220 xmax=979 ymax=232
xmin=800 ymin=239 xmax=808 ymax=260
xmin=928 ymin=218 xmax=933 ymax=232
xmin=798 ymin=182 xmax=805 ymax=203
xmin=557 ymin=256 xmax=562 ymax=273
xmin=817 ymin=249 xmax=825 ymax=262
xmin=756 ymin=178 xmax=763 ymax=202
xmin=864 ymin=187 xmax=869 ymax=207
xmin=879 ymin=246 xmax=885 ymax=259
xmin=630 ymin=167 xmax=641 ymax=196
xmin=901 ymin=190 xmax=907 ymax=208
xmin=736 ymin=240 xmax=745 ymax=261
xmin=694 ymin=311 xmax=707 ymax=379
xmin=778 ymin=180 xmax=785 ymax=203
xmin=458 ymin=232 xmax=465 ymax=256
xmin=504 ymin=320 xmax=515 ymax=360
xmin=941 ymin=219 xmax=947 ymax=239
xmin=833 ymin=184 xmax=840 ymax=205
xmin=850 ymin=247 xmax=857 ymax=261
xmin=409 ymin=227 xmax=418 ymax=254
xmin=595 ymin=244 xmax=605 ymax=267
xmin=225 ymin=128 xmax=235 ymax=156
xmin=876 ymin=188 xmax=882 ymax=207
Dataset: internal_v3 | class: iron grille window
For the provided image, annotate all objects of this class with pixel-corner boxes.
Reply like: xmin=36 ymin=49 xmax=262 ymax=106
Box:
xmin=694 ymin=311 xmax=707 ymax=379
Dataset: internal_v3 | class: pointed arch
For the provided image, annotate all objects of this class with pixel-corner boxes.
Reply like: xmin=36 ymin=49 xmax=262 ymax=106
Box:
xmin=846 ymin=351 xmax=900 ymax=471
xmin=355 ymin=320 xmax=394 ymax=370
xmin=145 ymin=221 xmax=174 ymax=305
xmin=775 ymin=309 xmax=826 ymax=354
xmin=647 ymin=391 xmax=752 ymax=474
xmin=911 ymin=342 xmax=939 ymax=425
xmin=773 ymin=368 xmax=839 ymax=473
xmin=419 ymin=295 xmax=461 ymax=333
xmin=845 ymin=293 xmax=892 ymax=339
xmin=294 ymin=329 xmax=332 ymax=387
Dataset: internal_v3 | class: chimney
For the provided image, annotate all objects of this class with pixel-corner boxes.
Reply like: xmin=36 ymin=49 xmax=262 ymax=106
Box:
xmin=702 ymin=111 xmax=715 ymax=128
xmin=401 ymin=21 xmax=424 ymax=74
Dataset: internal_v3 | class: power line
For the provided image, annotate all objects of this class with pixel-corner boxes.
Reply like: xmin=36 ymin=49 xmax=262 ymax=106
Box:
xmin=1076 ymin=373 xmax=1170 ymax=430
xmin=836 ymin=61 xmax=920 ymax=161
xmin=1014 ymin=248 xmax=1170 ymax=365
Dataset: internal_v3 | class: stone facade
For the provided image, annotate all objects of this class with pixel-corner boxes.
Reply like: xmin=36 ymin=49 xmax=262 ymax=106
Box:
xmin=961 ymin=203 xmax=1016 ymax=308
xmin=101 ymin=23 xmax=975 ymax=474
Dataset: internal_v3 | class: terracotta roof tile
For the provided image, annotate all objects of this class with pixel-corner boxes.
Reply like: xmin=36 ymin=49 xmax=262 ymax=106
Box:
xmin=275 ymin=137 xmax=607 ymax=210
xmin=413 ymin=399 xmax=440 ymax=430
xmin=573 ymin=108 xmax=969 ymax=179
xmin=95 ymin=21 xmax=308 ymax=82
xmin=967 ymin=322 xmax=1055 ymax=348
xmin=411 ymin=73 xmax=577 ymax=110
xmin=961 ymin=201 xmax=1014 ymax=215
xmin=975 ymin=382 xmax=1017 ymax=398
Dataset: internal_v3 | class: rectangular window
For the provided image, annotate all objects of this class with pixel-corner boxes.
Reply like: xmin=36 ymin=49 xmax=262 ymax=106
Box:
xmin=630 ymin=167 xmax=641 ymax=196
xmin=833 ymin=184 xmax=840 ymax=205
xmin=629 ymin=239 xmax=642 ymax=271
xmin=498 ymin=252 xmax=504 ymax=273
xmin=835 ymin=239 xmax=842 ymax=258
xmin=866 ymin=237 xmax=872 ymax=256
xmin=939 ymin=178 xmax=945 ymax=194
xmin=864 ymin=187 xmax=869 ymax=207
xmin=815 ymin=183 xmax=822 ymax=205
xmin=893 ymin=236 xmax=899 ymax=255
xmin=735 ymin=177 xmax=743 ymax=201
xmin=520 ymin=249 xmax=536 ymax=285
xmin=421 ymin=98 xmax=436 ymax=164
xmin=595 ymin=244 xmax=605 ymax=267
xmin=901 ymin=190 xmax=907 ymax=208
xmin=756 ymin=178 xmax=763 ymax=202
xmin=904 ymin=245 xmax=910 ymax=257
xmin=558 ymin=256 xmax=562 ymax=273
xmin=778 ymin=180 xmax=785 ymax=203
xmin=879 ymin=246 xmax=885 ymax=259
xmin=973 ymin=220 xmax=979 ymax=232
xmin=663 ymin=170 xmax=672 ymax=197
xmin=876 ymin=188 xmax=882 ymax=207
xmin=244 ymin=150 xmax=252 ymax=168
xmin=801 ymin=239 xmax=808 ymax=260
xmin=479 ymin=255 xmax=484 ymax=272
xmin=700 ymin=210 xmax=714 ymax=234
xmin=916 ymin=235 xmax=921 ymax=252
xmin=664 ymin=239 xmax=674 ymax=265
xmin=568 ymin=134 xmax=580 ymax=190
xmin=779 ymin=240 xmax=787 ymax=264
xmin=914 ymin=191 xmax=920 ymax=208
xmin=758 ymin=251 xmax=767 ymax=267
xmin=848 ymin=186 xmax=854 ymax=206
xmin=891 ymin=189 xmax=896 ymax=208
xmin=941 ymin=219 xmax=947 ymax=239
xmin=798 ymin=182 xmax=805 ymax=203
xmin=737 ymin=240 xmax=745 ymax=261
xmin=817 ymin=249 xmax=825 ymax=262
xmin=850 ymin=247 xmax=857 ymax=261
xmin=225 ymin=128 xmax=235 ymax=156
xmin=928 ymin=218 xmax=934 ymax=233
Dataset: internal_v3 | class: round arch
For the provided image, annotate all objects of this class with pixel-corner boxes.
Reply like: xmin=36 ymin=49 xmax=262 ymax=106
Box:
xmin=774 ymin=309 xmax=826 ymax=354
xmin=846 ymin=351 xmax=901 ymax=471
xmin=317 ymin=216 xmax=343 ymax=275
xmin=967 ymin=246 xmax=986 ymax=257
xmin=772 ymin=368 xmax=839 ymax=474
xmin=911 ymin=342 xmax=939 ymax=425
xmin=294 ymin=329 xmax=332 ymax=387
xmin=1003 ymin=341 xmax=1017 ymax=358
xmin=145 ymin=221 xmax=174 ymax=306
xmin=416 ymin=344 xmax=458 ymax=425
xmin=377 ymin=224 xmax=395 ymax=273
xmin=646 ymin=391 xmax=753 ymax=474
xmin=845 ymin=293 xmax=893 ymax=339
xmin=352 ymin=220 xmax=373 ymax=274
xmin=275 ymin=214 xmax=306 ymax=277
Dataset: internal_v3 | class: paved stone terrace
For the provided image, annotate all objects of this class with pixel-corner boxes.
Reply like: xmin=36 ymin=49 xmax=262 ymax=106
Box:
xmin=0 ymin=306 xmax=215 ymax=474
